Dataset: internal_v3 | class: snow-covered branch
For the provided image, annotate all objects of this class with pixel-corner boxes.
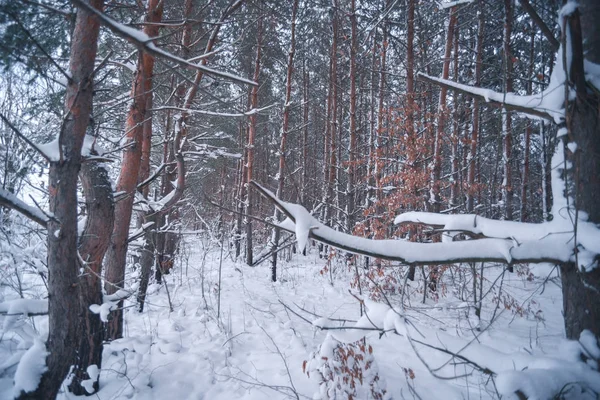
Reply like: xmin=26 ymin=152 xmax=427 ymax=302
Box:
xmin=438 ymin=0 xmax=474 ymax=10
xmin=70 ymin=0 xmax=257 ymax=87
xmin=0 ymin=299 xmax=48 ymax=316
xmin=250 ymin=182 xmax=573 ymax=265
xmin=152 ymin=103 xmax=276 ymax=117
xmin=394 ymin=212 xmax=560 ymax=243
xmin=418 ymin=73 xmax=561 ymax=121
xmin=0 ymin=188 xmax=50 ymax=228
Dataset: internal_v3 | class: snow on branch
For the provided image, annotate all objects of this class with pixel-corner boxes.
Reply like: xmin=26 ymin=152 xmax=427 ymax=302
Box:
xmin=438 ymin=0 xmax=474 ymax=10
xmin=0 ymin=188 xmax=50 ymax=228
xmin=394 ymin=212 xmax=560 ymax=243
xmin=250 ymin=182 xmax=572 ymax=265
xmin=0 ymin=299 xmax=48 ymax=317
xmin=418 ymin=73 xmax=562 ymax=121
xmin=71 ymin=0 xmax=257 ymax=87
xmin=153 ymin=103 xmax=276 ymax=117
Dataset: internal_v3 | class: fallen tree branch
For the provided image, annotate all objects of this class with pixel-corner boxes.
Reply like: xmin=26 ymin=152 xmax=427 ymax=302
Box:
xmin=250 ymin=181 xmax=570 ymax=265
xmin=417 ymin=73 xmax=556 ymax=121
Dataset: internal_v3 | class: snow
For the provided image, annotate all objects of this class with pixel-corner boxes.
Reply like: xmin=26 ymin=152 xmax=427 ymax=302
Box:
xmin=580 ymin=330 xmax=600 ymax=361
xmin=1 ymin=240 xmax=596 ymax=400
xmin=585 ymin=60 xmax=600 ymax=92
xmin=559 ymin=1 xmax=578 ymax=17
xmin=81 ymin=364 xmax=99 ymax=394
xmin=34 ymin=136 xmax=61 ymax=162
xmin=33 ymin=134 xmax=103 ymax=162
xmin=439 ymin=0 xmax=474 ymax=9
xmin=393 ymin=132 xmax=600 ymax=271
xmin=12 ymin=339 xmax=47 ymax=397
xmin=0 ymin=299 xmax=48 ymax=316
xmin=285 ymin=203 xmax=315 ymax=253
xmin=34 ymin=245 xmax=577 ymax=400
xmin=81 ymin=134 xmax=105 ymax=157
xmin=89 ymin=302 xmax=117 ymax=323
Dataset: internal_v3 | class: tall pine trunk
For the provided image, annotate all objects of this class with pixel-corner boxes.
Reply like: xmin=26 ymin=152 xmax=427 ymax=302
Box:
xmin=429 ymin=6 xmax=457 ymax=213
xmin=16 ymin=1 xmax=104 ymax=398
xmin=502 ymin=0 xmax=514 ymax=221
xmin=271 ymin=0 xmax=298 ymax=281
xmin=245 ymin=17 xmax=262 ymax=266
xmin=467 ymin=0 xmax=484 ymax=213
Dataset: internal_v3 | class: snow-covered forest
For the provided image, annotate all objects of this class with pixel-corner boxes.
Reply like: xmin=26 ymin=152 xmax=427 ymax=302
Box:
xmin=1 ymin=0 xmax=599 ymax=398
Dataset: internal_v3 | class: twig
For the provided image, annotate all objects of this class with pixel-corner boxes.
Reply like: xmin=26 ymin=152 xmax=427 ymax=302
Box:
xmin=0 ymin=113 xmax=51 ymax=162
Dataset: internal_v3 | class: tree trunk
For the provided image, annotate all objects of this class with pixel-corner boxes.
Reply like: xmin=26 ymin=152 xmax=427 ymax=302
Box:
xmin=245 ymin=17 xmax=262 ymax=267
xmin=301 ymin=57 xmax=309 ymax=206
xmin=69 ymin=158 xmax=114 ymax=395
xmin=561 ymin=0 xmax=600 ymax=340
xmin=346 ymin=0 xmax=358 ymax=233
xmin=329 ymin=1 xmax=339 ymax=227
xmin=450 ymin=18 xmax=460 ymax=208
xmin=406 ymin=0 xmax=417 ymax=280
xmin=502 ymin=0 xmax=514 ymax=221
xmin=271 ymin=0 xmax=298 ymax=281
xmin=467 ymin=0 xmax=484 ymax=213
xmin=429 ymin=6 xmax=457 ymax=213
xmin=16 ymin=1 xmax=104 ymax=398
xmin=520 ymin=24 xmax=535 ymax=222
xmin=104 ymin=0 xmax=164 ymax=340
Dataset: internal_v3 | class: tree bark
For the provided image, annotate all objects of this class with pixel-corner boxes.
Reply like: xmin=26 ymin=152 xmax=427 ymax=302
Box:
xmin=16 ymin=1 xmax=104 ymax=398
xmin=245 ymin=17 xmax=262 ymax=267
xmin=429 ymin=6 xmax=457 ymax=213
xmin=69 ymin=159 xmax=114 ymax=395
xmin=271 ymin=0 xmax=298 ymax=281
xmin=561 ymin=1 xmax=600 ymax=340
xmin=520 ymin=24 xmax=535 ymax=222
xmin=104 ymin=0 xmax=164 ymax=340
xmin=502 ymin=0 xmax=514 ymax=221
xmin=346 ymin=0 xmax=358 ymax=233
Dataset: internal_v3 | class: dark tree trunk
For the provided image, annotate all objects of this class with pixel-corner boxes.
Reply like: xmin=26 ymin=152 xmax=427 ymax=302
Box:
xmin=271 ymin=0 xmax=298 ymax=281
xmin=560 ymin=263 xmax=600 ymax=339
xmin=346 ymin=0 xmax=358 ymax=233
xmin=502 ymin=0 xmax=514 ymax=221
xmin=136 ymin=213 xmax=156 ymax=312
xmin=429 ymin=6 xmax=457 ymax=213
xmin=69 ymin=160 xmax=114 ymax=395
xmin=245 ymin=17 xmax=262 ymax=267
xmin=561 ymin=0 xmax=600 ymax=340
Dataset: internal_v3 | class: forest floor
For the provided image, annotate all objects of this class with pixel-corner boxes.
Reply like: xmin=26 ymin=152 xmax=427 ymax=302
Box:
xmin=1 ymin=237 xmax=566 ymax=399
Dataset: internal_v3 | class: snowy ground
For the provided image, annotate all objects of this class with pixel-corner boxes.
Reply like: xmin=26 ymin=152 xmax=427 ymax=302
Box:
xmin=0 ymin=236 xmax=569 ymax=399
